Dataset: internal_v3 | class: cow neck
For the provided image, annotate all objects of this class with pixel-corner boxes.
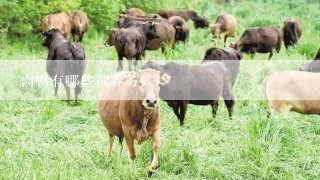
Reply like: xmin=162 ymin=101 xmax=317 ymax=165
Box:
xmin=50 ymin=33 xmax=68 ymax=50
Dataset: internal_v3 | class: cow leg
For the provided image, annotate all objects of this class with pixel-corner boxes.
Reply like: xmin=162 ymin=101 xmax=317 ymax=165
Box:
xmin=223 ymin=87 xmax=235 ymax=119
xmin=119 ymin=137 xmax=124 ymax=155
xmin=211 ymin=100 xmax=219 ymax=118
xmin=108 ymin=133 xmax=115 ymax=157
xmin=224 ymin=37 xmax=228 ymax=47
xmin=63 ymin=82 xmax=71 ymax=106
xmin=173 ymin=105 xmax=180 ymax=120
xmin=79 ymin=32 xmax=84 ymax=42
xmin=133 ymin=55 xmax=141 ymax=71
xmin=75 ymin=75 xmax=83 ymax=102
xmin=179 ymin=101 xmax=188 ymax=126
xmin=148 ymin=128 xmax=161 ymax=176
xmin=124 ymin=131 xmax=136 ymax=169
xmin=268 ymin=51 xmax=273 ymax=60
xmin=53 ymin=81 xmax=58 ymax=96
xmin=117 ymin=54 xmax=124 ymax=71
xmin=127 ymin=57 xmax=133 ymax=71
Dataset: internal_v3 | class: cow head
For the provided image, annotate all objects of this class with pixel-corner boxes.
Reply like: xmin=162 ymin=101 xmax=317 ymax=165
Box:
xmin=104 ymin=28 xmax=119 ymax=47
xmin=230 ymin=41 xmax=241 ymax=52
xmin=211 ymin=24 xmax=221 ymax=39
xmin=142 ymin=22 xmax=160 ymax=40
xmin=129 ymin=68 xmax=171 ymax=109
xmin=194 ymin=16 xmax=209 ymax=29
xmin=42 ymin=28 xmax=64 ymax=48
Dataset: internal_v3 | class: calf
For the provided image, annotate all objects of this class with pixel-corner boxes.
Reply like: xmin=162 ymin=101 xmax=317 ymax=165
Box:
xmin=114 ymin=22 xmax=160 ymax=71
xmin=168 ymin=16 xmax=190 ymax=42
xmin=142 ymin=61 xmax=234 ymax=125
xmin=158 ymin=10 xmax=209 ymax=28
xmin=42 ymin=28 xmax=86 ymax=105
xmin=98 ymin=69 xmax=171 ymax=174
xmin=230 ymin=26 xmax=283 ymax=59
xmin=42 ymin=12 xmax=72 ymax=40
xmin=282 ymin=18 xmax=302 ymax=50
xmin=263 ymin=70 xmax=320 ymax=117
xmin=211 ymin=14 xmax=237 ymax=47
xmin=69 ymin=11 xmax=90 ymax=42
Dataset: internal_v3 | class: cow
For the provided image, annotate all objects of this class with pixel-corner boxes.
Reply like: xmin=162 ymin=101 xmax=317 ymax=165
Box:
xmin=117 ymin=15 xmax=175 ymax=52
xmin=211 ymin=14 xmax=237 ymax=47
xmin=263 ymin=70 xmax=320 ymax=117
xmin=202 ymin=47 xmax=242 ymax=85
xmin=142 ymin=61 xmax=235 ymax=126
xmin=157 ymin=10 xmax=209 ymax=28
xmin=300 ymin=48 xmax=320 ymax=72
xmin=98 ymin=68 xmax=171 ymax=175
xmin=69 ymin=11 xmax=90 ymax=42
xmin=41 ymin=12 xmax=72 ymax=40
xmin=114 ymin=22 xmax=160 ymax=71
xmin=104 ymin=28 xmax=118 ymax=47
xmin=230 ymin=26 xmax=283 ymax=59
xmin=42 ymin=28 xmax=86 ymax=105
xmin=282 ymin=18 xmax=302 ymax=50
xmin=122 ymin=8 xmax=145 ymax=16
xmin=168 ymin=16 xmax=190 ymax=42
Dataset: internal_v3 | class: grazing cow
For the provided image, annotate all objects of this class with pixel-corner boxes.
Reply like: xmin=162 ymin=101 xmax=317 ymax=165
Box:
xmin=98 ymin=69 xmax=171 ymax=174
xmin=211 ymin=14 xmax=237 ymax=47
xmin=230 ymin=26 xmax=283 ymax=59
xmin=202 ymin=47 xmax=242 ymax=85
xmin=42 ymin=28 xmax=86 ymax=105
xmin=114 ymin=22 xmax=160 ymax=71
xmin=69 ymin=11 xmax=90 ymax=42
xmin=142 ymin=61 xmax=235 ymax=126
xmin=168 ymin=16 xmax=190 ymax=42
xmin=263 ymin=71 xmax=320 ymax=117
xmin=300 ymin=48 xmax=320 ymax=72
xmin=41 ymin=12 xmax=72 ymax=40
xmin=157 ymin=10 xmax=209 ymax=28
xmin=117 ymin=15 xmax=175 ymax=52
xmin=282 ymin=18 xmax=302 ymax=50
xmin=122 ymin=8 xmax=145 ymax=16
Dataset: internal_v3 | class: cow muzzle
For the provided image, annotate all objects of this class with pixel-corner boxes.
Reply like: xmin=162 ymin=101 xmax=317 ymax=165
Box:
xmin=143 ymin=98 xmax=158 ymax=109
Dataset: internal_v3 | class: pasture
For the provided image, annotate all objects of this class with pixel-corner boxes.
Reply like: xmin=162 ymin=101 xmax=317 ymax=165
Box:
xmin=1 ymin=0 xmax=320 ymax=179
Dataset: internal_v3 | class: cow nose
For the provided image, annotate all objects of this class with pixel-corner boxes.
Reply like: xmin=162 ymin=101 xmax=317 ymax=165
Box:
xmin=146 ymin=99 xmax=157 ymax=106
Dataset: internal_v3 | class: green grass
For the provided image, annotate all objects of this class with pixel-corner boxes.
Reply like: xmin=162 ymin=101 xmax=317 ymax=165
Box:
xmin=1 ymin=0 xmax=320 ymax=179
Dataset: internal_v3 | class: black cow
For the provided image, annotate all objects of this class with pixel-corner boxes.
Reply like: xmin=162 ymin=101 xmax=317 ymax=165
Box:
xmin=42 ymin=28 xmax=86 ymax=105
xmin=230 ymin=26 xmax=283 ymax=59
xmin=142 ymin=61 xmax=234 ymax=125
xmin=157 ymin=10 xmax=209 ymax=29
xmin=300 ymin=48 xmax=320 ymax=72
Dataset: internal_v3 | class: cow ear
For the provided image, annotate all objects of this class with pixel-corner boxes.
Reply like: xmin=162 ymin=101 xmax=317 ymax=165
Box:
xmin=160 ymin=73 xmax=171 ymax=86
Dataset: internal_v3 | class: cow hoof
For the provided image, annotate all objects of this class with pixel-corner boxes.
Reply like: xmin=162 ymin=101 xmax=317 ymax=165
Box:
xmin=148 ymin=165 xmax=159 ymax=177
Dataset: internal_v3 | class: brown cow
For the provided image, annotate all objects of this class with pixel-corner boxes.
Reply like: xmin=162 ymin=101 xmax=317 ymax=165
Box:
xmin=42 ymin=12 xmax=72 ymax=40
xmin=230 ymin=26 xmax=283 ymax=59
xmin=98 ymin=69 xmax=171 ymax=174
xmin=69 ymin=11 xmax=90 ymax=42
xmin=157 ymin=10 xmax=209 ymax=28
xmin=282 ymin=18 xmax=302 ymax=49
xmin=168 ymin=16 xmax=190 ymax=42
xmin=117 ymin=15 xmax=175 ymax=52
xmin=114 ymin=22 xmax=160 ymax=71
xmin=263 ymin=70 xmax=320 ymax=117
xmin=211 ymin=14 xmax=237 ymax=47
xmin=122 ymin=8 xmax=145 ymax=16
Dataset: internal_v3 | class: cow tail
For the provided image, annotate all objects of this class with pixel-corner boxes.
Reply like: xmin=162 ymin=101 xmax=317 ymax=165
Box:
xmin=292 ymin=23 xmax=298 ymax=44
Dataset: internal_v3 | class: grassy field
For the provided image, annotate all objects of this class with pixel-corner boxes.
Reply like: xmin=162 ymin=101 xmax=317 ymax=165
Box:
xmin=1 ymin=0 xmax=320 ymax=179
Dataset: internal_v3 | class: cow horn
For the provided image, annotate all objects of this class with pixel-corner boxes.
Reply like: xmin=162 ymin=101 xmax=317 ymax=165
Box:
xmin=175 ymin=25 xmax=182 ymax=29
xmin=48 ymin=27 xmax=52 ymax=31
xmin=142 ymin=21 xmax=148 ymax=25
xmin=152 ymin=22 xmax=158 ymax=26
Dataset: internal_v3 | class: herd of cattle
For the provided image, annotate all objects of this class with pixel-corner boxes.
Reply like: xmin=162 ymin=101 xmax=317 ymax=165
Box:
xmin=40 ymin=8 xmax=320 ymax=175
